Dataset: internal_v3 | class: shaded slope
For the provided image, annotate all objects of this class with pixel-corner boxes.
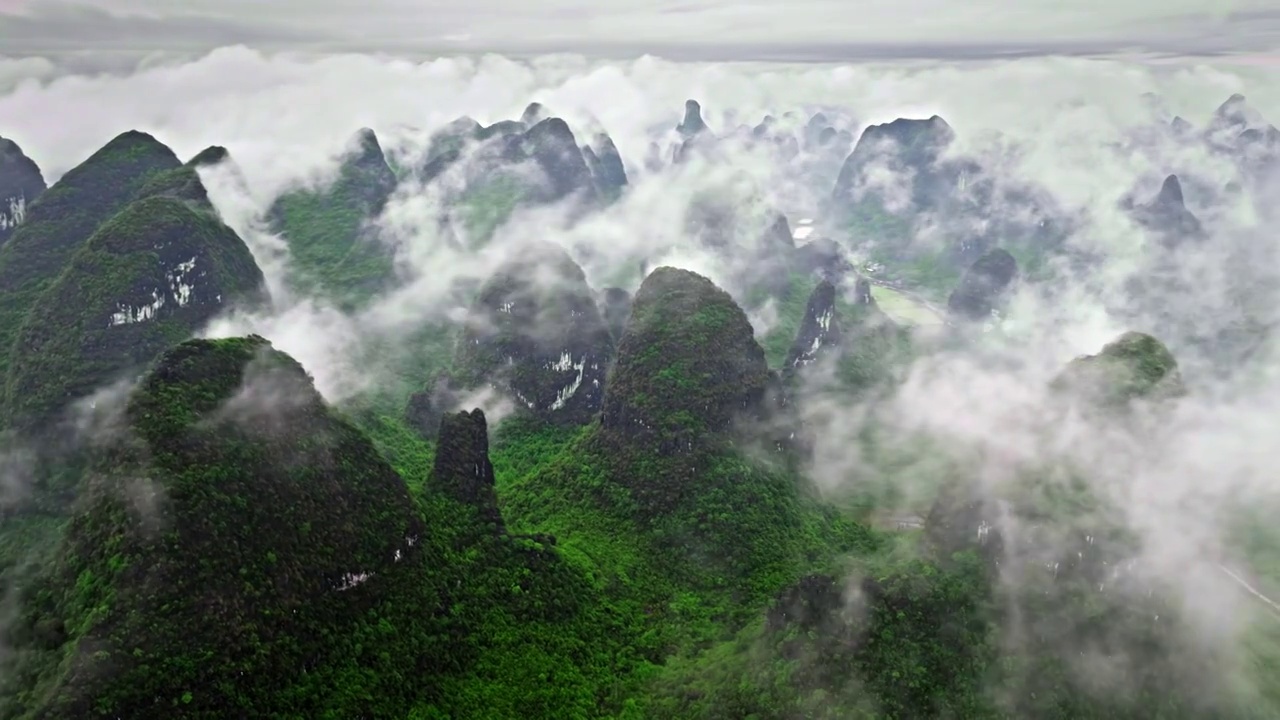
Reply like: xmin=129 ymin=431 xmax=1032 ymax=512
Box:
xmin=0 ymin=337 xmax=426 ymax=718
xmin=1129 ymin=174 xmax=1205 ymax=245
xmin=947 ymin=247 xmax=1018 ymax=322
xmin=447 ymin=242 xmax=614 ymax=427
xmin=268 ymin=127 xmax=398 ymax=306
xmin=0 ymin=137 xmax=46 ymax=244
xmin=601 ymin=266 xmax=769 ymax=456
xmin=4 ymin=194 xmax=266 ymax=431
xmin=0 ymin=131 xmax=182 ymax=382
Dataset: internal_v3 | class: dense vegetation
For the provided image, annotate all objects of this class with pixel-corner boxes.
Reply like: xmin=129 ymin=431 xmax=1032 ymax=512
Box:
xmin=0 ymin=90 xmax=1276 ymax=719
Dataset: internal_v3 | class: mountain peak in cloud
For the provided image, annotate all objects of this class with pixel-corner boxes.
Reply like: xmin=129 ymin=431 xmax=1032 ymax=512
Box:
xmin=1156 ymin=173 xmax=1184 ymax=210
xmin=188 ymin=145 xmax=230 ymax=168
xmin=678 ymin=99 xmax=708 ymax=137
xmin=520 ymin=101 xmax=547 ymax=126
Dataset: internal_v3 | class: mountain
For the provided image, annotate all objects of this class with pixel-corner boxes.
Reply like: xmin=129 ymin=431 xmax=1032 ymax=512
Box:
xmin=0 ymin=131 xmax=185 ymax=385
xmin=602 ymin=266 xmax=769 ymax=461
xmin=415 ymin=242 xmax=614 ymax=431
xmin=783 ymin=277 xmax=909 ymax=396
xmin=1051 ymin=330 xmax=1186 ymax=408
xmin=918 ymin=332 xmax=1224 ymax=718
xmin=423 ymin=114 xmax=606 ymax=247
xmin=833 ymin=115 xmax=955 ymax=205
xmin=1129 ymin=174 xmax=1205 ymax=244
xmin=268 ymin=127 xmax=397 ymax=306
xmin=582 ymin=131 xmax=628 ymax=201
xmin=0 ymin=337 xmax=427 ymax=717
xmin=187 ymin=145 xmax=230 ymax=168
xmin=433 ymin=408 xmax=505 ymax=533
xmin=674 ymin=99 xmax=715 ymax=163
xmin=4 ymin=90 xmax=1280 ymax=719
xmin=4 ymin=189 xmax=265 ymax=432
xmin=947 ymin=247 xmax=1019 ymax=322
xmin=0 ymin=137 xmax=45 ymax=245
xmin=677 ymin=98 xmax=709 ymax=138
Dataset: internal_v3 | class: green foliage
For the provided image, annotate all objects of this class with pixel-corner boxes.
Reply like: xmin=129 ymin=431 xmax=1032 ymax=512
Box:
xmin=268 ymin=138 xmax=398 ymax=308
xmin=0 ymin=338 xmax=432 ymax=718
xmin=458 ymin=176 xmax=526 ymax=247
xmin=643 ymin=551 xmax=997 ymax=719
xmin=269 ymin=189 xmax=393 ymax=309
xmin=1052 ymin=331 xmax=1186 ymax=408
xmin=750 ymin=272 xmax=819 ymax=368
xmin=4 ymin=195 xmax=264 ymax=431
xmin=0 ymin=131 xmax=181 ymax=383
xmin=603 ymin=267 xmax=770 ymax=458
xmin=2 ymin=124 xmax=1275 ymax=720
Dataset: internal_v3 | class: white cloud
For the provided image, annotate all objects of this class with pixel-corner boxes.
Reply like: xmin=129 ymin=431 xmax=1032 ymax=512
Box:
xmin=11 ymin=0 xmax=1280 ymax=52
xmin=6 ymin=48 xmax=1280 ymax=689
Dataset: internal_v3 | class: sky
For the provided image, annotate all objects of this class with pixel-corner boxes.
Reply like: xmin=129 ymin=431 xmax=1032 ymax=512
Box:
xmin=1 ymin=0 xmax=1279 ymax=61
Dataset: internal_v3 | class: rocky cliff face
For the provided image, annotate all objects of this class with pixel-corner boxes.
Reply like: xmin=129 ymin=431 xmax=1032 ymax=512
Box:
xmin=450 ymin=242 xmax=614 ymax=426
xmin=784 ymin=279 xmax=843 ymax=372
xmin=4 ymin=193 xmax=266 ymax=431
xmin=0 ymin=137 xmax=46 ymax=245
xmin=433 ymin=409 xmax=504 ymax=533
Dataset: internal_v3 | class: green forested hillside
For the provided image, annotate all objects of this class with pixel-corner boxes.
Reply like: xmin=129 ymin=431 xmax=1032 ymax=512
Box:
xmin=0 ymin=93 xmax=1275 ymax=720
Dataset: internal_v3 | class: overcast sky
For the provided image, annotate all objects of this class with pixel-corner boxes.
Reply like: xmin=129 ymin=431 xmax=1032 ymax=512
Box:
xmin=1 ymin=0 xmax=1278 ymax=60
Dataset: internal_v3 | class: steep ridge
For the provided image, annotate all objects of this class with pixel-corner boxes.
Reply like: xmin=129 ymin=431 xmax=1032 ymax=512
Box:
xmin=0 ymin=131 xmax=182 ymax=382
xmin=4 ymin=192 xmax=266 ymax=432
xmin=439 ymin=242 xmax=614 ymax=428
xmin=0 ymin=337 xmax=426 ymax=718
xmin=601 ymin=266 xmax=769 ymax=458
xmin=0 ymin=137 xmax=46 ymax=244
xmin=267 ymin=127 xmax=398 ymax=306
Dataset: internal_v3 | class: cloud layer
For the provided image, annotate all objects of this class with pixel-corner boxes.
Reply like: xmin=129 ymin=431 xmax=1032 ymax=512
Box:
xmin=5 ymin=45 xmax=1280 ymax=705
xmin=4 ymin=0 xmax=1280 ymax=57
